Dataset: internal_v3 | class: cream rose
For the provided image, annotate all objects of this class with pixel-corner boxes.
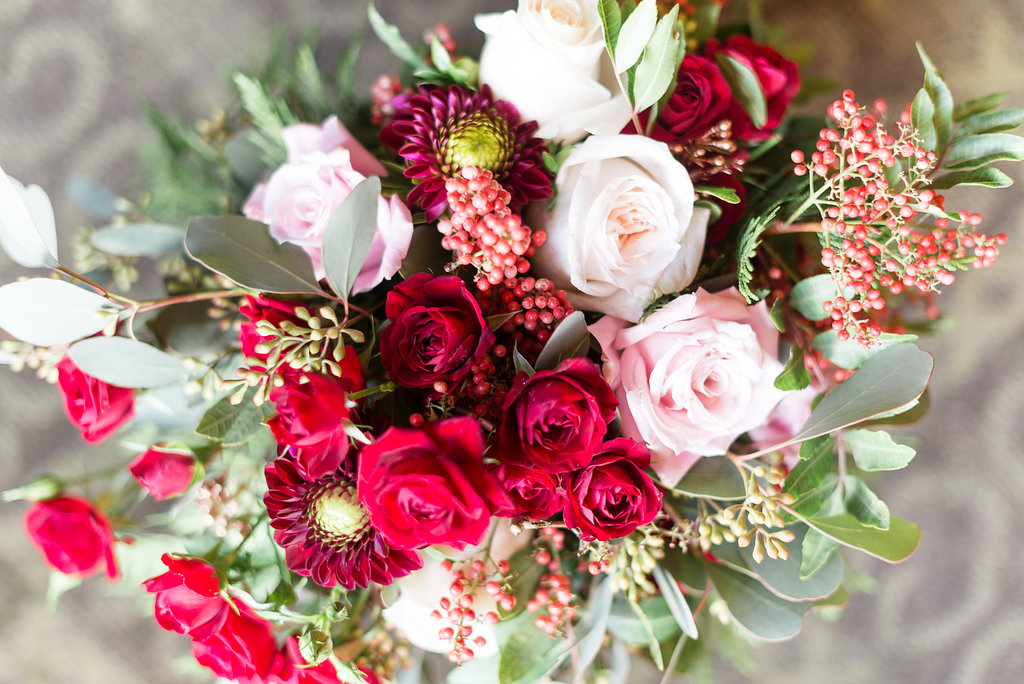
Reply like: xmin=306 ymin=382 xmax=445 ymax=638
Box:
xmin=475 ymin=0 xmax=632 ymax=143
xmin=590 ymin=288 xmax=786 ymax=485
xmin=530 ymin=134 xmax=707 ymax=322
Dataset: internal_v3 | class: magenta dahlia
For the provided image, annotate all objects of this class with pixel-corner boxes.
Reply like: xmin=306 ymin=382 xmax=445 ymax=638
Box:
xmin=264 ymin=452 xmax=422 ymax=589
xmin=380 ymin=84 xmax=553 ymax=221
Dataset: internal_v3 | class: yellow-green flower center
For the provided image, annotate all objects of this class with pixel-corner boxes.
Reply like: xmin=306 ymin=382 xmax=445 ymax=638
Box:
xmin=446 ymin=114 xmax=508 ymax=172
xmin=312 ymin=486 xmax=368 ymax=540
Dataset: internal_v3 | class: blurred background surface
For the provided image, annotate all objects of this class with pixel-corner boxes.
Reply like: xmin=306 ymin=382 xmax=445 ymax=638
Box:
xmin=1 ymin=1 xmax=1022 ymax=682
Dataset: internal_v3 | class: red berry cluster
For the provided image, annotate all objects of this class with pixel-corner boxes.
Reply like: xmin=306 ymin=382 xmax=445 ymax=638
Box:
xmin=370 ymin=75 xmax=404 ymax=126
xmin=793 ymin=90 xmax=1006 ymax=346
xmin=429 ymin=557 xmax=516 ymax=664
xmin=524 ymin=528 xmax=578 ymax=636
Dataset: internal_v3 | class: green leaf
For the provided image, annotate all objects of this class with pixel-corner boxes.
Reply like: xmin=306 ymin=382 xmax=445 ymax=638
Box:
xmin=632 ymin=5 xmax=681 ymax=112
xmin=789 ymin=273 xmax=839 ymax=321
xmin=737 ymin=525 xmax=843 ymax=601
xmin=954 ymin=92 xmax=1007 ymax=121
xmin=0 ymin=278 xmax=120 ymax=346
xmin=782 ymin=436 xmax=834 ymax=497
xmin=916 ymin=44 xmax=953 ymax=151
xmin=597 ymin=0 xmax=623 ymax=64
xmin=716 ymin=53 xmax=768 ymax=129
xmin=512 ymin=345 xmax=535 ymax=377
xmin=321 ymin=176 xmax=381 ymax=300
xmin=298 ymin=623 xmax=333 ymax=667
xmin=232 ymin=73 xmax=295 ymax=161
xmin=845 ymin=429 xmax=916 ymax=471
xmin=367 ymin=4 xmax=431 ymax=73
xmin=614 ymin=0 xmax=657 ymax=73
xmin=814 ymin=584 xmax=849 ymax=608
xmin=702 ymin=560 xmax=805 ymax=641
xmin=801 ymin=513 xmax=920 ymax=563
xmin=932 ymin=167 xmax=1014 ymax=190
xmin=774 ymin=345 xmax=811 ymax=391
xmin=607 ymin=596 xmax=680 ymax=648
xmin=398 ymin=224 xmax=450 ymax=277
xmin=660 ymin=548 xmax=707 ymax=592
xmin=91 ymin=223 xmax=184 ymax=257
xmin=954 ymin=108 xmax=1024 ymax=139
xmin=534 ymin=310 xmax=589 ymax=371
xmin=944 ymin=132 xmax=1024 ymax=169
xmin=652 ymin=565 xmax=698 ymax=639
xmin=184 ymin=215 xmax=324 ymax=295
xmin=789 ymin=473 xmax=839 ymax=518
xmin=694 ymin=185 xmax=741 ymax=204
xmin=674 ymin=456 xmax=746 ymax=499
xmin=575 ymin=577 xmax=616 ymax=675
xmin=844 ymin=476 xmax=890 ymax=530
xmin=196 ymin=387 xmax=275 ymax=446
xmin=294 ymin=44 xmax=327 ymax=114
xmin=811 ymin=329 xmax=918 ymax=370
xmin=735 ymin=208 xmax=778 ymax=303
xmin=46 ymin=571 xmax=82 ymax=611
xmin=68 ymin=337 xmax=188 ymax=388
xmin=799 ymin=528 xmax=839 ymax=579
xmin=911 ymin=87 xmax=937 ymax=150
xmin=497 ymin=613 xmax=574 ymax=684
xmin=789 ymin=343 xmax=933 ymax=445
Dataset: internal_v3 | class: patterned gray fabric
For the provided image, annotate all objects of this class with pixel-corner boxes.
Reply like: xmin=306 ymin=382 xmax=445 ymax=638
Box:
xmin=0 ymin=1 xmax=1021 ymax=682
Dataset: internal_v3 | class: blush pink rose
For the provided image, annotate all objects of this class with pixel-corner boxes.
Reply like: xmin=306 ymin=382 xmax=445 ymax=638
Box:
xmin=590 ymin=288 xmax=786 ymax=485
xmin=243 ymin=116 xmax=413 ymax=293
xmin=129 ymin=447 xmax=196 ymax=500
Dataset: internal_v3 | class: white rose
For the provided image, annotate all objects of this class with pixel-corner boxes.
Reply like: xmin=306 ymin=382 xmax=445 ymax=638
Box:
xmin=530 ymin=134 xmax=708 ymax=322
xmin=475 ymin=0 xmax=632 ymax=143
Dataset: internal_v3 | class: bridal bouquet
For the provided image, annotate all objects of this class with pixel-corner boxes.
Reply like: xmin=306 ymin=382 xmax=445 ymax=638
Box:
xmin=3 ymin=1 xmax=1021 ymax=682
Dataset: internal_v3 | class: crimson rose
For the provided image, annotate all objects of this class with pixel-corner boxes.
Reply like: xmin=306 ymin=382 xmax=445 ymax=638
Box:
xmin=142 ymin=554 xmax=228 ymax=642
xmin=129 ymin=447 xmax=196 ymax=500
xmin=496 ymin=357 xmax=617 ymax=472
xmin=24 ymin=495 xmax=119 ymax=579
xmin=707 ymin=35 xmax=800 ymax=142
xmin=380 ymin=272 xmax=494 ymax=389
xmin=191 ymin=599 xmax=284 ymax=682
xmin=56 ymin=357 xmax=134 ymax=444
xmin=357 ymin=417 xmax=511 ymax=550
xmin=493 ymin=463 xmax=566 ymax=520
xmin=563 ymin=439 xmax=662 ymax=541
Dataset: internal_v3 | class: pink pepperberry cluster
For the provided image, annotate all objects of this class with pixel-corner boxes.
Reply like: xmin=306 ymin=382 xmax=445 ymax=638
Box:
xmin=370 ymin=75 xmax=404 ymax=126
xmin=793 ymin=90 xmax=1006 ymax=346
xmin=524 ymin=527 xmax=578 ymax=636
xmin=429 ymin=557 xmax=516 ymax=664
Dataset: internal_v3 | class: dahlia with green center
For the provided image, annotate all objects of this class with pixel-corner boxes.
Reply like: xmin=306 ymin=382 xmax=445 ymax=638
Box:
xmin=264 ymin=451 xmax=421 ymax=589
xmin=381 ymin=84 xmax=553 ymax=222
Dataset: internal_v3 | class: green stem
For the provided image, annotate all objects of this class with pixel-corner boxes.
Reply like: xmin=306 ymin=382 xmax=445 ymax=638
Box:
xmin=134 ymin=288 xmax=249 ymax=314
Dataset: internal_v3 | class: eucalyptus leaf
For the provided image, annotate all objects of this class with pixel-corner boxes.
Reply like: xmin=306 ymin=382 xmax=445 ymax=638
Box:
xmin=774 ymin=345 xmax=811 ymax=391
xmin=68 ymin=336 xmax=189 ymax=388
xmin=632 ymin=5 xmax=680 ymax=112
xmin=398 ymin=224 xmax=450 ymax=277
xmin=673 ymin=456 xmax=745 ymax=499
xmin=788 ymin=343 xmax=933 ymax=445
xmin=497 ymin=612 xmax=574 ymax=684
xmin=932 ymin=167 xmax=1014 ymax=190
xmin=789 ymin=273 xmax=838 ymax=321
xmin=574 ymin=577 xmax=615 ymax=678
xmin=613 ymin=0 xmax=657 ymax=73
xmin=799 ymin=528 xmax=839 ymax=579
xmin=811 ymin=329 xmax=917 ymax=370
xmin=737 ymin=525 xmax=843 ymax=600
xmin=652 ymin=565 xmax=698 ymax=638
xmin=845 ymin=429 xmax=916 ymax=471
xmin=844 ymin=476 xmax=890 ymax=530
xmin=69 ymin=176 xmax=119 ymax=219
xmin=196 ymin=387 xmax=276 ymax=446
xmin=800 ymin=513 xmax=920 ymax=563
xmin=716 ymin=53 xmax=767 ymax=129
xmin=0 ymin=167 xmax=59 ymax=268
xmin=534 ymin=310 xmax=589 ymax=371
xmin=607 ymin=596 xmax=680 ymax=648
xmin=0 ymin=278 xmax=120 ymax=346
xmin=91 ymin=223 xmax=184 ymax=257
xmin=184 ymin=215 xmax=324 ymax=295
xmin=944 ymin=132 xmax=1024 ymax=169
xmin=702 ymin=560 xmax=804 ymax=641
xmin=224 ymin=129 xmax=273 ymax=187
xmin=321 ymin=176 xmax=381 ymax=300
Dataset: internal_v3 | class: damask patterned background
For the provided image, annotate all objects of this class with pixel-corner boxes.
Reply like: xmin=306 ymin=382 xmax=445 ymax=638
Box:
xmin=0 ymin=1 xmax=1021 ymax=682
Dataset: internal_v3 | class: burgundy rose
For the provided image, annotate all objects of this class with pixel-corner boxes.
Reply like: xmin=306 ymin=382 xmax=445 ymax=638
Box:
xmin=496 ymin=357 xmax=617 ymax=473
xmin=142 ymin=554 xmax=228 ymax=642
xmin=56 ymin=357 xmax=134 ymax=444
xmin=357 ymin=417 xmax=512 ymax=550
xmin=24 ymin=495 xmax=118 ymax=579
xmin=707 ymin=36 xmax=800 ymax=142
xmin=267 ymin=358 xmax=363 ymax=481
xmin=703 ymin=172 xmax=747 ymax=244
xmin=239 ymin=295 xmax=307 ymax=372
xmin=190 ymin=599 xmax=283 ymax=682
xmin=380 ymin=273 xmax=494 ymax=389
xmin=563 ymin=439 xmax=662 ymax=542
xmin=494 ymin=463 xmax=566 ymax=520
xmin=129 ymin=447 xmax=196 ymax=500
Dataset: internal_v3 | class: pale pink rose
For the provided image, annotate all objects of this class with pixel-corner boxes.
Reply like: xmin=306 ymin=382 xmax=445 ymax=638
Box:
xmin=530 ymin=134 xmax=707 ymax=322
xmin=590 ymin=288 xmax=785 ymax=485
xmin=242 ymin=117 xmax=413 ymax=294
xmin=747 ymin=385 xmax=817 ymax=468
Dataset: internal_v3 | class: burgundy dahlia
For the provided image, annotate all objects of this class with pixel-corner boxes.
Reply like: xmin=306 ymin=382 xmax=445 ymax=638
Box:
xmin=381 ymin=84 xmax=552 ymax=221
xmin=264 ymin=452 xmax=421 ymax=589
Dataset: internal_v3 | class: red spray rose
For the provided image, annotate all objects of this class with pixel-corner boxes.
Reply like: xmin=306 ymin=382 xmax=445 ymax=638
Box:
xmin=129 ymin=447 xmax=196 ymax=500
xmin=496 ymin=357 xmax=617 ymax=473
xmin=142 ymin=554 xmax=228 ymax=642
xmin=380 ymin=272 xmax=494 ymax=389
xmin=190 ymin=599 xmax=283 ymax=682
xmin=357 ymin=416 xmax=512 ymax=550
xmin=563 ymin=439 xmax=662 ymax=542
xmin=56 ymin=357 xmax=134 ymax=444
xmin=24 ymin=495 xmax=119 ymax=579
xmin=493 ymin=463 xmax=567 ymax=520
xmin=706 ymin=35 xmax=800 ymax=143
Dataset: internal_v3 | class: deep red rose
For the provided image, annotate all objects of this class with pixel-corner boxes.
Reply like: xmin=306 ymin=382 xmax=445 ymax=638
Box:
xmin=239 ymin=295 xmax=306 ymax=372
xmin=129 ymin=447 xmax=196 ymax=500
xmin=142 ymin=554 xmax=228 ymax=642
xmin=268 ymin=358 xmax=363 ymax=481
xmin=703 ymin=172 xmax=748 ymax=244
xmin=56 ymin=357 xmax=134 ymax=444
xmin=493 ymin=463 xmax=567 ymax=520
xmin=380 ymin=272 xmax=495 ymax=389
xmin=496 ymin=357 xmax=617 ymax=473
xmin=357 ymin=417 xmax=512 ymax=550
xmin=191 ymin=599 xmax=282 ymax=682
xmin=24 ymin=495 xmax=118 ymax=579
xmin=707 ymin=35 xmax=800 ymax=143
xmin=563 ymin=439 xmax=662 ymax=541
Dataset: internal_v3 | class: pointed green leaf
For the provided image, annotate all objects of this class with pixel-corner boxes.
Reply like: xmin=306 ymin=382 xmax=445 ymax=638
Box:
xmin=932 ymin=167 xmax=1014 ymax=190
xmin=674 ymin=456 xmax=745 ymax=500
xmin=716 ymin=53 xmax=767 ymax=129
xmin=607 ymin=596 xmax=680 ymax=649
xmin=0 ymin=278 xmax=120 ymax=346
xmin=694 ymin=185 xmax=741 ymax=204
xmin=789 ymin=273 xmax=839 ymax=321
xmin=632 ymin=6 xmax=681 ymax=112
xmin=954 ymin=92 xmax=1007 ymax=121
xmin=844 ymin=476 xmax=890 ymax=530
xmin=185 ymin=216 xmax=324 ymax=295
xmin=911 ymin=87 xmax=937 ymax=150
xmin=294 ymin=44 xmax=327 ymax=113
xmin=916 ymin=44 xmax=953 ymax=151
xmin=954 ymin=108 xmax=1024 ymax=139
xmin=614 ymin=0 xmax=657 ymax=73
xmin=68 ymin=336 xmax=188 ymax=388
xmin=575 ymin=577 xmax=616 ymax=676
xmin=845 ymin=429 xmax=916 ymax=471
xmin=367 ymin=4 xmax=430 ymax=73
xmin=702 ymin=561 xmax=804 ymax=641
xmin=534 ymin=310 xmax=589 ymax=371
xmin=799 ymin=528 xmax=839 ymax=579
xmin=196 ymin=387 xmax=275 ymax=446
xmin=783 ymin=436 xmax=834 ymax=493
xmin=811 ymin=329 xmax=917 ymax=370
xmin=789 ymin=473 xmax=839 ymax=518
xmin=944 ymin=133 xmax=1024 ymax=169
xmin=652 ymin=565 xmax=698 ymax=639
xmin=801 ymin=513 xmax=920 ymax=563
xmin=774 ymin=344 xmax=811 ymax=391
xmin=321 ymin=176 xmax=380 ymax=300
xmin=737 ymin=526 xmax=843 ymax=601
xmin=597 ymin=0 xmax=623 ymax=62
